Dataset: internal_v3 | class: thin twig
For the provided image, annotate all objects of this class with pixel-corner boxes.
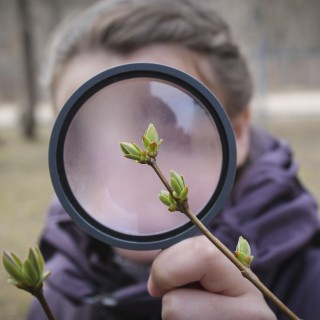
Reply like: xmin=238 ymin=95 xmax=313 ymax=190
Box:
xmin=148 ymin=159 xmax=300 ymax=320
xmin=148 ymin=159 xmax=174 ymax=193
xmin=34 ymin=289 xmax=55 ymax=320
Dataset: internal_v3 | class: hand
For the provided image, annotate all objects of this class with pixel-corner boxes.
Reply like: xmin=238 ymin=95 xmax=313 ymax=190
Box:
xmin=148 ymin=236 xmax=276 ymax=320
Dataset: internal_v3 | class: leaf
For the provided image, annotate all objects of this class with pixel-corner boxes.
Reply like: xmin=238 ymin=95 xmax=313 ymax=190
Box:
xmin=120 ymin=142 xmax=130 ymax=155
xmin=2 ymin=252 xmax=24 ymax=282
xmin=7 ymin=278 xmax=20 ymax=287
xmin=234 ymin=251 xmax=253 ymax=268
xmin=168 ymin=193 xmax=176 ymax=205
xmin=120 ymin=142 xmax=141 ymax=156
xmin=23 ymin=259 xmax=39 ymax=285
xmin=28 ymin=248 xmax=41 ymax=279
xmin=148 ymin=142 xmax=158 ymax=153
xmin=170 ymin=170 xmax=185 ymax=191
xmin=34 ymin=246 xmax=45 ymax=274
xmin=179 ymin=186 xmax=188 ymax=200
xmin=236 ymin=236 xmax=252 ymax=257
xmin=145 ymin=123 xmax=159 ymax=143
xmin=142 ymin=135 xmax=151 ymax=149
xmin=40 ymin=271 xmax=51 ymax=283
xmin=171 ymin=176 xmax=182 ymax=195
xmin=10 ymin=253 xmax=23 ymax=269
xmin=168 ymin=204 xmax=178 ymax=212
xmin=132 ymin=143 xmax=143 ymax=155
xmin=124 ymin=154 xmax=142 ymax=161
xmin=159 ymin=192 xmax=171 ymax=206
xmin=235 ymin=236 xmax=254 ymax=268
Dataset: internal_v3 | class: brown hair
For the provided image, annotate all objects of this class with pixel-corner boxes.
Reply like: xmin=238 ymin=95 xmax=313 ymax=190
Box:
xmin=46 ymin=0 xmax=253 ymax=118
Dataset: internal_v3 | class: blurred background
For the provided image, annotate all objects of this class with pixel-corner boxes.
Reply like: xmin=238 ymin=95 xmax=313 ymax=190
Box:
xmin=0 ymin=0 xmax=319 ymax=318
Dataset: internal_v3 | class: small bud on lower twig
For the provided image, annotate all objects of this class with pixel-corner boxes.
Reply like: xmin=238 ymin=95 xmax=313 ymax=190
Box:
xmin=234 ymin=236 xmax=254 ymax=268
xmin=170 ymin=170 xmax=188 ymax=201
xmin=159 ymin=189 xmax=178 ymax=211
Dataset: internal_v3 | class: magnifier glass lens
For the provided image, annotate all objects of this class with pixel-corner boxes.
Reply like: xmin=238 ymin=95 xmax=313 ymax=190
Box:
xmin=63 ymin=78 xmax=223 ymax=236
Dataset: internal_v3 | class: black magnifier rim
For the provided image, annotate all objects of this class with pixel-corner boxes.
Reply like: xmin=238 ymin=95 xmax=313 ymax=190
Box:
xmin=49 ymin=63 xmax=236 ymax=250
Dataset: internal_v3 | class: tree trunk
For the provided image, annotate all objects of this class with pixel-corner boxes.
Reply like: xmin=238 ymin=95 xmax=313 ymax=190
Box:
xmin=16 ymin=0 xmax=37 ymax=139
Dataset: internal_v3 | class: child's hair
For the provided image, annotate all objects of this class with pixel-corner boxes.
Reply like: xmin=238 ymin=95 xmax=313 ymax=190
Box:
xmin=46 ymin=0 xmax=253 ymax=118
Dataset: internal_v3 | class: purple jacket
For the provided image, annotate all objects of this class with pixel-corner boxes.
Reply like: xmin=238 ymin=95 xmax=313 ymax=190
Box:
xmin=28 ymin=127 xmax=320 ymax=320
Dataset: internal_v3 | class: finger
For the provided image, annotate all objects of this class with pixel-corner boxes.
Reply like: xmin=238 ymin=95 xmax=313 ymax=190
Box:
xmin=148 ymin=236 xmax=255 ymax=297
xmin=161 ymin=288 xmax=275 ymax=320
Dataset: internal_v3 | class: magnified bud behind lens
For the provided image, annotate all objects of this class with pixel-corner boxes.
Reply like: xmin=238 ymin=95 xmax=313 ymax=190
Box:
xmin=49 ymin=63 xmax=236 ymax=250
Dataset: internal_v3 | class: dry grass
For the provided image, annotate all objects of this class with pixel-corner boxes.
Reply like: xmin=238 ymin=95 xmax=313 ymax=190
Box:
xmin=0 ymin=117 xmax=319 ymax=319
xmin=0 ymin=126 xmax=54 ymax=319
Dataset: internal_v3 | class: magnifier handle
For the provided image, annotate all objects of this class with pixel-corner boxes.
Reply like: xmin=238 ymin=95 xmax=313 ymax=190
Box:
xmin=83 ymin=282 xmax=151 ymax=306
xmin=112 ymin=282 xmax=148 ymax=303
xmin=83 ymin=282 xmax=161 ymax=317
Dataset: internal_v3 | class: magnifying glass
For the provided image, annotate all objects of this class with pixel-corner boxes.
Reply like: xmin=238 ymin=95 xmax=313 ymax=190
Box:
xmin=49 ymin=63 xmax=236 ymax=250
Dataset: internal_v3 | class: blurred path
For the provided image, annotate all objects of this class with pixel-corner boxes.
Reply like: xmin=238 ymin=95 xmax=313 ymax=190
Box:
xmin=252 ymin=90 xmax=320 ymax=119
xmin=0 ymin=102 xmax=54 ymax=129
xmin=0 ymin=90 xmax=320 ymax=128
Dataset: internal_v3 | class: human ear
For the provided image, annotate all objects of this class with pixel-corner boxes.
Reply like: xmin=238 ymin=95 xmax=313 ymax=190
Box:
xmin=231 ymin=107 xmax=251 ymax=167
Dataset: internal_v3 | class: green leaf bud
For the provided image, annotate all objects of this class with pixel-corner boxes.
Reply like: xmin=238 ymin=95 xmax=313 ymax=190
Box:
xmin=171 ymin=176 xmax=182 ymax=196
xmin=132 ymin=143 xmax=143 ymax=154
xmin=2 ymin=252 xmax=24 ymax=282
xmin=144 ymin=123 xmax=159 ymax=143
xmin=124 ymin=154 xmax=143 ymax=161
xmin=41 ymin=271 xmax=51 ymax=283
xmin=34 ymin=246 xmax=45 ymax=272
xmin=2 ymin=246 xmax=51 ymax=293
xmin=142 ymin=135 xmax=151 ymax=149
xmin=234 ymin=236 xmax=254 ymax=268
xmin=10 ymin=252 xmax=23 ymax=269
xmin=23 ymin=259 xmax=39 ymax=286
xmin=147 ymin=142 xmax=158 ymax=158
xmin=159 ymin=190 xmax=171 ymax=206
xmin=170 ymin=170 xmax=185 ymax=191
xmin=28 ymin=248 xmax=42 ymax=279
xmin=234 ymin=251 xmax=254 ymax=268
xmin=168 ymin=203 xmax=178 ymax=212
xmin=168 ymin=193 xmax=177 ymax=205
xmin=179 ymin=186 xmax=189 ymax=201
xmin=139 ymin=150 xmax=149 ymax=163
xmin=120 ymin=142 xmax=131 ymax=155
xmin=236 ymin=236 xmax=252 ymax=257
xmin=120 ymin=142 xmax=142 ymax=157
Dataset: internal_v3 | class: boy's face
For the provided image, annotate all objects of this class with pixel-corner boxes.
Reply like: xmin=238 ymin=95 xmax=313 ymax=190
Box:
xmin=55 ymin=44 xmax=222 ymax=109
xmin=55 ymin=44 xmax=249 ymax=263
